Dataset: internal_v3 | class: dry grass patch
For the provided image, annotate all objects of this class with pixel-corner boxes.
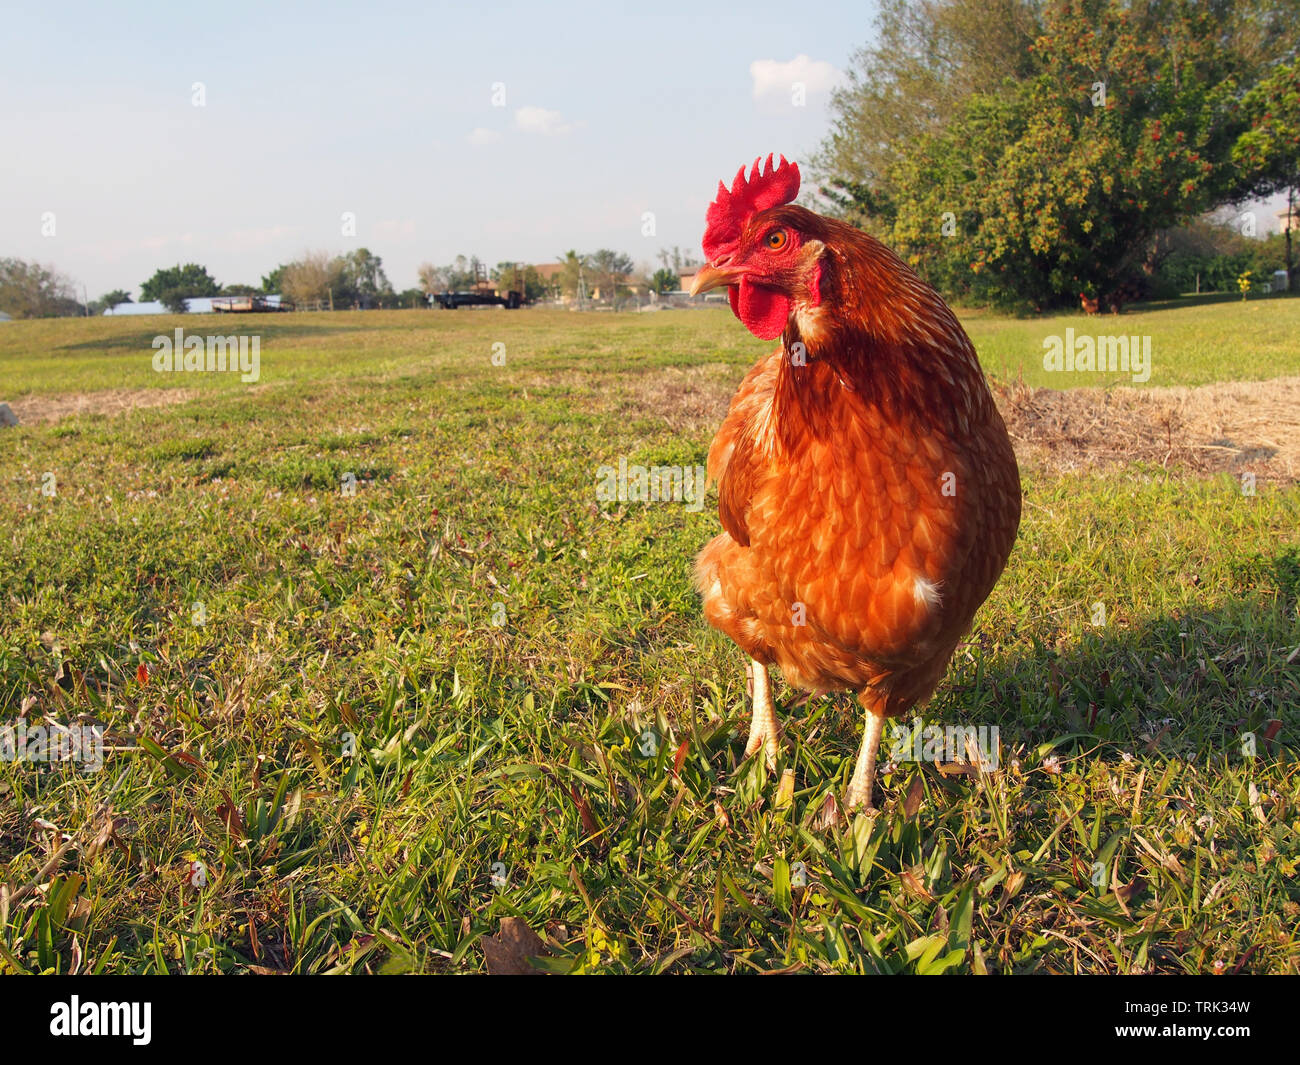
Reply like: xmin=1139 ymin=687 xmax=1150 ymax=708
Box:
xmin=4 ymin=387 xmax=196 ymax=425
xmin=604 ymin=364 xmax=1300 ymax=485
xmin=1000 ymin=376 xmax=1300 ymax=484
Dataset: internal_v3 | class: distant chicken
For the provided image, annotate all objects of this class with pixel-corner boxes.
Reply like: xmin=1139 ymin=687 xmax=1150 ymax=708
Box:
xmin=691 ymin=155 xmax=1021 ymax=810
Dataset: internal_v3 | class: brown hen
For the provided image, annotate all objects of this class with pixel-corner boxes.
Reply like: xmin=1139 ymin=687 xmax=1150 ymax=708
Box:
xmin=690 ymin=155 xmax=1021 ymax=810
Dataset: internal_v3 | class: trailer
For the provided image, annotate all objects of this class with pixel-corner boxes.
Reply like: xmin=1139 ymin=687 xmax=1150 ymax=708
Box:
xmin=211 ymin=295 xmax=294 ymax=313
xmin=433 ymin=290 xmax=523 ymax=309
xmin=433 ymin=261 xmax=529 ymax=309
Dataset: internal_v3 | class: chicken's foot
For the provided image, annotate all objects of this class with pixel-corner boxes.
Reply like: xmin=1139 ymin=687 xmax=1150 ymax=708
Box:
xmin=846 ymin=705 xmax=887 ymax=811
xmin=743 ymin=659 xmax=783 ymax=768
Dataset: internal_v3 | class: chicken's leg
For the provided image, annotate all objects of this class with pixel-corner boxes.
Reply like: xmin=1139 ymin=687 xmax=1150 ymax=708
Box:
xmin=743 ymin=659 xmax=782 ymax=767
xmin=846 ymin=705 xmax=887 ymax=811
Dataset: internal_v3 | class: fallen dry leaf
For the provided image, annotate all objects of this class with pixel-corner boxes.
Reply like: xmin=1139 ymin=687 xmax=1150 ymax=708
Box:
xmin=215 ymin=792 xmax=246 ymax=840
xmin=568 ymin=785 xmax=600 ymax=840
xmin=481 ymin=917 xmax=550 ymax=976
xmin=903 ymin=775 xmax=925 ymax=818
xmin=1002 ymin=868 xmax=1027 ymax=902
xmin=1113 ymin=873 xmax=1146 ymax=916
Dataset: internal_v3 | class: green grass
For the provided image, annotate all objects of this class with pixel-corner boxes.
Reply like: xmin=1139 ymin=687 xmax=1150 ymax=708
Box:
xmin=962 ymin=291 xmax=1300 ymax=387
xmin=4 ymin=296 xmax=1298 ymax=401
xmin=0 ymin=303 xmax=1297 ymax=974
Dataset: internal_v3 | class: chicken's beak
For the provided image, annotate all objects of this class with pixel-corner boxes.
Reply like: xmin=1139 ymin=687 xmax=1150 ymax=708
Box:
xmin=690 ymin=261 xmax=744 ymax=296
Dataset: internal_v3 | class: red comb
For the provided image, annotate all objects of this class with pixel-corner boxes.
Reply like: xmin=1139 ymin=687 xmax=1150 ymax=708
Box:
xmin=702 ymin=154 xmax=800 ymax=260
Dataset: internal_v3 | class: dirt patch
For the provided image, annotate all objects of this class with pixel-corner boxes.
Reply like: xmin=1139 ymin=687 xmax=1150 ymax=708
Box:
xmin=607 ymin=364 xmax=740 ymax=434
xmin=8 ymin=373 xmax=1297 ymax=486
xmin=998 ymin=377 xmax=1300 ymax=484
xmin=613 ymin=365 xmax=1300 ymax=485
xmin=4 ymin=388 xmax=196 ymax=425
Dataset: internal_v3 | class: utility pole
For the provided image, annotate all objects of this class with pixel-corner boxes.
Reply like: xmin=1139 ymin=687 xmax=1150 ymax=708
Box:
xmin=1287 ymin=186 xmax=1295 ymax=290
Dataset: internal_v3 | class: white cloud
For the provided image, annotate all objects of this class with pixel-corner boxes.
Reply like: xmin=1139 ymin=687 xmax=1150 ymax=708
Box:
xmin=514 ymin=105 xmax=576 ymax=136
xmin=467 ymin=127 xmax=501 ymax=146
xmin=750 ymin=55 xmax=841 ymax=108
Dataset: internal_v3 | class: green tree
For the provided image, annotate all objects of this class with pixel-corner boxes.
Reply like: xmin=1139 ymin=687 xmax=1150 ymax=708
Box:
xmin=433 ymin=255 xmax=482 ymax=291
xmin=100 ymin=288 xmax=133 ymax=308
xmin=393 ymin=287 xmax=429 ymax=308
xmin=260 ymin=264 xmax=290 ymax=295
xmin=0 ymin=258 xmax=77 ymax=318
xmin=159 ymin=288 xmax=190 ymax=313
xmin=1153 ymin=220 xmax=1285 ymax=293
xmin=491 ymin=262 xmax=547 ymax=300
xmin=556 ymin=250 xmax=588 ymax=301
xmin=1233 ymin=59 xmax=1300 ymax=282
xmin=587 ymin=249 xmax=635 ymax=308
xmin=650 ymin=267 xmax=679 ymax=293
xmin=813 ymin=0 xmax=1040 ymax=223
xmin=342 ymin=248 xmax=393 ymax=307
xmin=821 ymin=0 xmax=1294 ymax=308
xmin=140 ymin=263 xmax=220 ymax=302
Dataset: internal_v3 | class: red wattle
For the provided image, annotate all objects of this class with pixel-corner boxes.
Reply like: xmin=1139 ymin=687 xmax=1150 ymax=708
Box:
xmin=731 ymin=279 xmax=789 ymax=340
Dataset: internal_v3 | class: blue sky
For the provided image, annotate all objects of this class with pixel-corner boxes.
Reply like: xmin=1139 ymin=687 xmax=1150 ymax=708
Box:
xmin=0 ymin=1 xmax=870 ymax=297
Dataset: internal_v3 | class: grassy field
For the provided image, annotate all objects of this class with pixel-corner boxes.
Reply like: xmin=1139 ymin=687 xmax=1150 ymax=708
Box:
xmin=4 ymin=295 xmax=1299 ymax=400
xmin=1 ymin=302 xmax=1298 ymax=974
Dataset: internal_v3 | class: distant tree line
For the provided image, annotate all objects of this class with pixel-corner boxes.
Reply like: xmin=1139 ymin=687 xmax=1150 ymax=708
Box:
xmin=269 ymin=249 xmax=404 ymax=310
xmin=416 ymin=256 xmax=552 ymax=301
xmin=1 ymin=241 xmax=695 ymax=319
xmin=1150 ymin=220 xmax=1290 ymax=294
xmin=418 ymin=249 xmax=645 ymax=307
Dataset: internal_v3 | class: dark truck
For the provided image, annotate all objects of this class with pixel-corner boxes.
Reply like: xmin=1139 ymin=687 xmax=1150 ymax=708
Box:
xmin=433 ymin=290 xmax=523 ymax=309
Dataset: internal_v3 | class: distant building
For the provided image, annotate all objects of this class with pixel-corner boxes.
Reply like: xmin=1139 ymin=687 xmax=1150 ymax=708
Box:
xmin=105 ymin=298 xmax=211 ymax=315
xmin=530 ymin=263 xmax=565 ymax=283
xmin=0 ymin=310 xmax=12 ymax=322
xmin=104 ymin=295 xmax=288 ymax=315
xmin=590 ymin=274 xmax=649 ymax=301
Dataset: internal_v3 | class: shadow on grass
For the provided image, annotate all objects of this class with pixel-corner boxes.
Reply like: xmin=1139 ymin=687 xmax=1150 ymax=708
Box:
xmin=784 ymin=545 xmax=1300 ymax=794
xmin=55 ymin=320 xmax=372 ymax=353
xmin=956 ymin=289 xmax=1297 ymax=320
xmin=961 ymin=544 xmax=1296 ymax=770
xmin=1138 ymin=290 xmax=1298 ymax=313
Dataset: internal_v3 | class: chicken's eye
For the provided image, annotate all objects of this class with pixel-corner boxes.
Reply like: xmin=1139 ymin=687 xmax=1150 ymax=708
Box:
xmin=765 ymin=229 xmax=788 ymax=251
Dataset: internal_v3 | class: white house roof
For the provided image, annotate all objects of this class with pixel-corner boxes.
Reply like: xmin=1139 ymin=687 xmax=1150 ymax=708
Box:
xmin=104 ymin=295 xmax=286 ymax=315
xmin=105 ymin=298 xmax=213 ymax=315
